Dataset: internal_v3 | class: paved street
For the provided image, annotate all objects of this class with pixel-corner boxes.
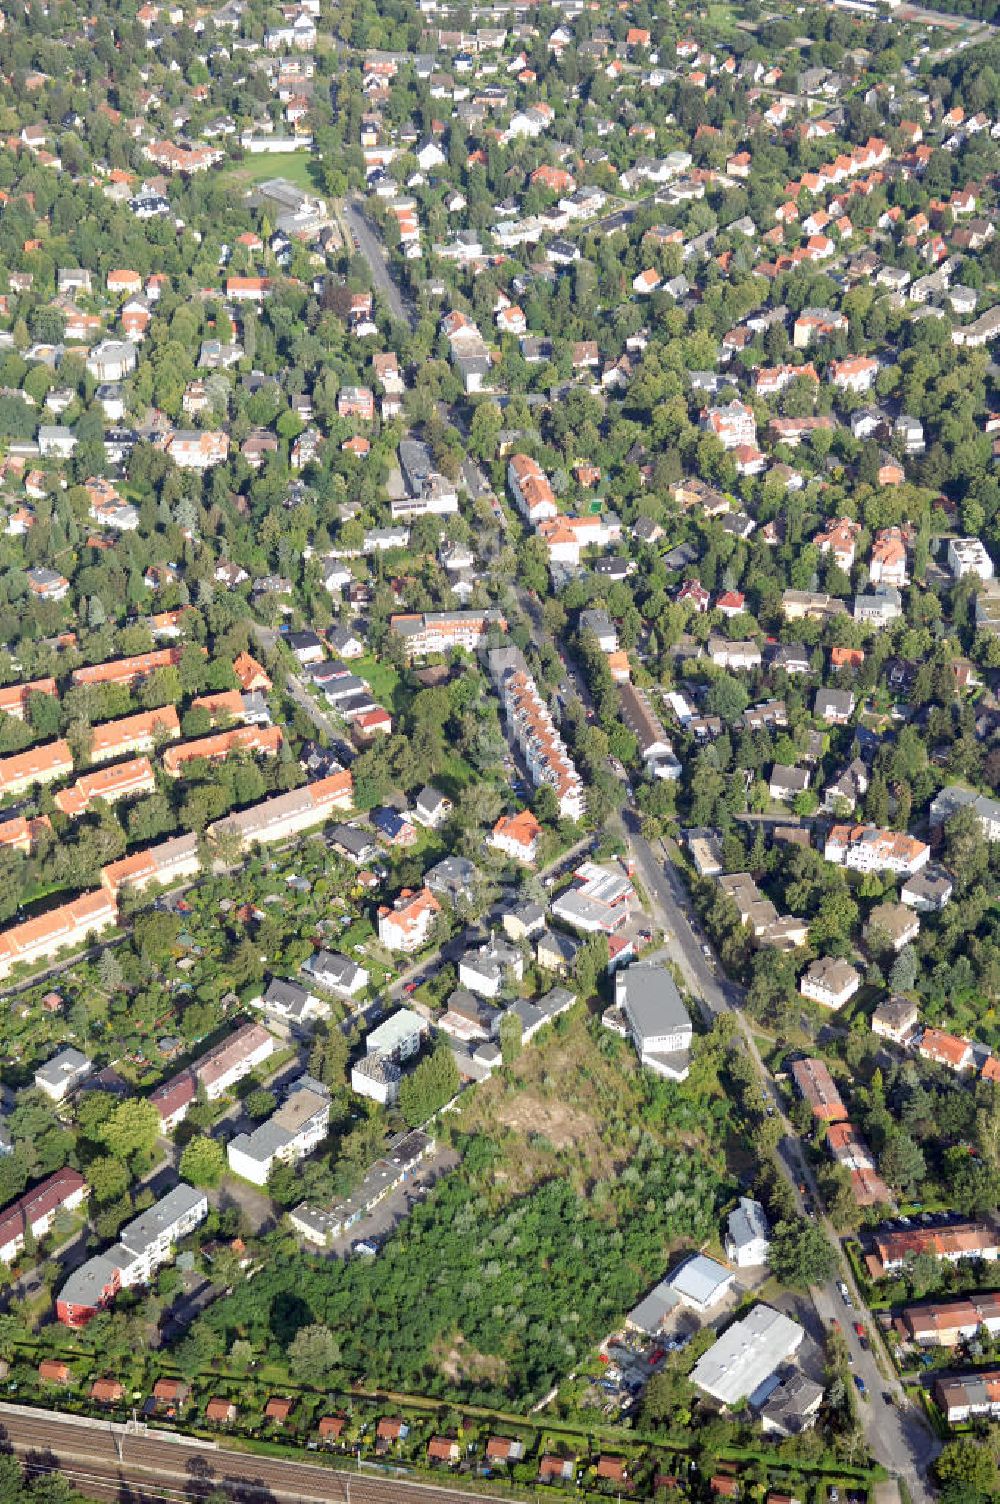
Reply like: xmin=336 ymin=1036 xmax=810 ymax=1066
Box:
xmin=249 ymin=622 xmax=346 ymax=745
xmin=343 ymin=198 xmax=416 ymax=328
xmin=623 ymin=819 xmax=939 ymax=1501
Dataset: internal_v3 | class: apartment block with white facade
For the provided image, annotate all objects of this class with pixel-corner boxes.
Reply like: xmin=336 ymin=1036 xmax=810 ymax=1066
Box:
xmin=488 ymin=648 xmax=585 ymax=820
xmin=227 ymin=1081 xmax=331 ymax=1186
xmin=824 ymin=824 xmax=929 ymax=877
xmin=948 ymin=537 xmax=994 ymax=581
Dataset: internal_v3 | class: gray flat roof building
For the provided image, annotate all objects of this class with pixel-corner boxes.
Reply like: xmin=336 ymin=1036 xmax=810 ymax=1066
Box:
xmin=690 ymin=1304 xmax=804 ymax=1406
xmin=615 ymin=964 xmax=692 ymax=1079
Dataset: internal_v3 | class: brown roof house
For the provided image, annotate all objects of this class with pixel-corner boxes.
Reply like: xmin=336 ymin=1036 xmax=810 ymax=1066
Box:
xmin=486 ymin=1437 xmax=525 ymax=1463
xmin=539 ymin=1456 xmax=575 ymax=1483
xmin=866 ymin=902 xmax=919 ymax=953
xmin=376 ymin=1417 xmax=409 ymax=1452
xmin=91 ymin=1378 xmax=124 ymax=1404
xmin=264 ymin=1396 xmax=294 ymax=1424
xmin=206 ymin=1398 xmax=237 ymax=1425
xmin=146 ymin=1378 xmax=189 ymax=1416
xmin=428 ymin=1437 xmax=461 ymax=1464
xmin=597 ymin=1457 xmax=629 ymax=1484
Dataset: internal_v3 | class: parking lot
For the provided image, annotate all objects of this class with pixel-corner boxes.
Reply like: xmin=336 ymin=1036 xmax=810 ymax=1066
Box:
xmin=324 ymin=1145 xmax=460 ymax=1259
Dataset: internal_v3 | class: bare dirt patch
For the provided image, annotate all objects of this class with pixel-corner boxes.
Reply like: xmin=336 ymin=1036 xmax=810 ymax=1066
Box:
xmin=493 ymin=1091 xmax=597 ymax=1151
xmin=434 ymin=1334 xmax=509 ymax=1386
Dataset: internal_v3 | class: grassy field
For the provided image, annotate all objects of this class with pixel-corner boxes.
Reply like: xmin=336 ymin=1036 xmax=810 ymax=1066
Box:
xmin=352 ymin=653 xmax=405 ymax=715
xmin=457 ymin=1006 xmax=730 ymax=1199
xmin=221 ymin=152 xmax=323 ymax=193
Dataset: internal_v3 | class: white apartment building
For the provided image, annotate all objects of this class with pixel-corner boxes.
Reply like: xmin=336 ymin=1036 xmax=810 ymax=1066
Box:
xmin=948 ymin=537 xmax=994 ymax=581
xmin=227 ymin=1082 xmax=330 ymax=1186
xmin=824 ymin=824 xmax=929 ymax=877
xmin=799 ymin=956 xmax=861 ymax=1011
xmin=389 ymin=610 xmax=506 ymax=658
xmin=351 ymin=1010 xmax=428 ymax=1106
xmin=56 ymin=1184 xmax=207 ymax=1326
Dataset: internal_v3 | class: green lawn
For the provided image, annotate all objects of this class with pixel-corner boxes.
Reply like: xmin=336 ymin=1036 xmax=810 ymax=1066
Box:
xmin=221 ymin=152 xmax=323 ymax=193
xmin=436 ymin=749 xmax=478 ymax=798
xmin=352 ymin=654 xmax=404 ymax=716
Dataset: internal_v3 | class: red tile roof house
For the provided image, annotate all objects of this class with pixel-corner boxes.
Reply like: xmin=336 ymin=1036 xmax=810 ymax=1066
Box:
xmin=377 ymin=886 xmax=442 ymax=952
xmin=233 ymin=651 xmax=272 ymax=692
xmin=376 ymin=1418 xmax=409 ymax=1450
xmin=790 ymin=1057 xmax=847 ymax=1123
xmin=91 ymin=1378 xmax=125 ymax=1404
xmin=539 ymin=1456 xmax=575 ymax=1483
xmin=486 ymin=1437 xmax=525 ymax=1463
xmin=39 ymin=1360 xmax=72 ymax=1385
xmin=597 ymin=1457 xmax=629 ymax=1484
xmin=318 ymin=1415 xmax=346 ymax=1440
xmin=226 ymin=276 xmax=272 ymax=303
xmin=206 ymin=1398 xmax=237 ymax=1425
xmin=148 ymin=1378 xmax=189 ymax=1415
xmin=491 ymin=809 xmax=542 ymax=865
xmin=918 ymin=1027 xmax=974 ymax=1073
xmin=264 ymin=1397 xmax=294 ymax=1424
xmin=427 ymin=1437 xmax=460 ymax=1464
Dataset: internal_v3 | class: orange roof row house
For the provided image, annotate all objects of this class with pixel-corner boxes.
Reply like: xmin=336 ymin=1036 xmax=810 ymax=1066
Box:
xmin=0 ymin=739 xmax=73 ymax=796
xmin=0 ymin=677 xmax=57 ymax=720
xmin=161 ymin=725 xmax=283 ymax=777
xmin=70 ymin=647 xmax=190 ymax=688
xmin=0 ymin=889 xmax=118 ymax=980
xmin=54 ymin=757 xmax=157 ymax=818
xmin=191 ymin=690 xmax=247 ymax=723
xmin=88 ymin=706 xmax=181 ymax=762
xmin=0 ymin=814 xmax=51 ymax=853
xmin=100 ymin=832 xmax=201 ymax=898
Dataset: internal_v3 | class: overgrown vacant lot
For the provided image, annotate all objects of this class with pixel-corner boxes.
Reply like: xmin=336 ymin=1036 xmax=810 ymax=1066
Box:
xmin=459 ymin=1008 xmax=733 ymax=1199
xmin=198 ymin=1013 xmax=732 ymax=1406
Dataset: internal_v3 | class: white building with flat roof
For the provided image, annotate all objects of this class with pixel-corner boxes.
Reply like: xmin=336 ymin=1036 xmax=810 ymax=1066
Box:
xmin=948 ymin=537 xmax=994 ymax=581
xmin=227 ymin=1081 xmax=331 ymax=1186
xmin=690 ymin=1305 xmax=804 ymax=1406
